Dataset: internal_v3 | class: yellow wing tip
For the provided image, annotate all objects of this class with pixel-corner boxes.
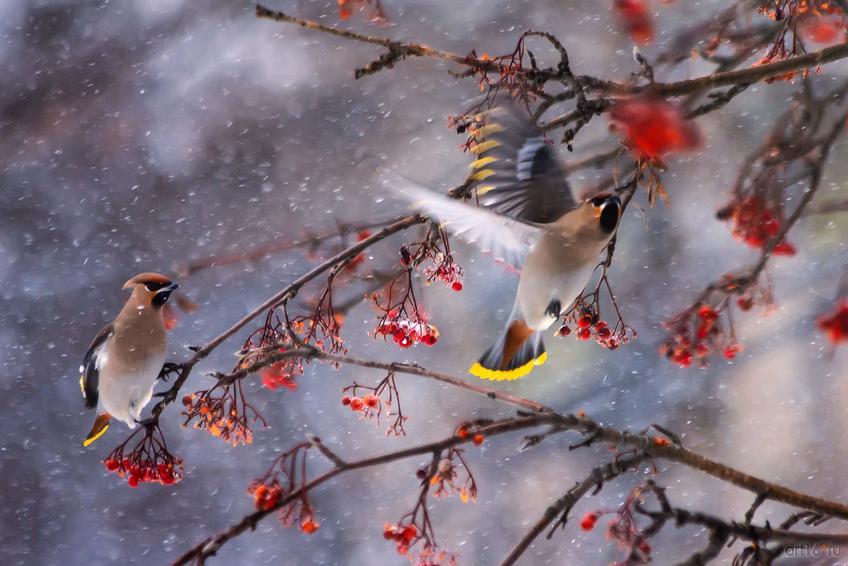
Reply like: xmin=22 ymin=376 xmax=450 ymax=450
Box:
xmin=469 ymin=352 xmax=548 ymax=381
xmin=469 ymin=156 xmax=497 ymax=170
xmin=470 ymin=169 xmax=496 ymax=182
xmin=82 ymin=423 xmax=109 ymax=447
xmin=470 ymin=139 xmax=502 ymax=155
xmin=79 ymin=375 xmax=85 ymax=396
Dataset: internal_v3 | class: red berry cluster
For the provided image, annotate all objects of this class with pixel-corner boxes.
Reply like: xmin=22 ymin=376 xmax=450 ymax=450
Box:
xmin=248 ymin=480 xmax=320 ymax=533
xmin=375 ymin=315 xmax=439 ymax=348
xmin=103 ymin=456 xmax=182 ymax=488
xmin=341 ymin=393 xmax=380 ymax=414
xmin=718 ymin=195 xmax=796 ymax=256
xmin=251 ymin=481 xmax=283 ymax=511
xmin=581 ymin=487 xmax=653 ymax=563
xmin=424 ymin=253 xmax=464 ymax=292
xmin=661 ymin=304 xmax=743 ymax=367
xmin=609 ymin=95 xmax=700 ymax=161
xmin=799 ymin=12 xmax=846 ymax=44
xmin=613 ymin=0 xmax=654 ymax=45
xmin=260 ymin=361 xmax=299 ymax=391
xmin=818 ymin=299 xmax=848 ymax=345
xmin=383 ymin=523 xmax=420 ymax=555
xmin=182 ymin=381 xmax=264 ymax=447
xmin=103 ymin=424 xmax=184 ymax=488
xmin=341 ymin=373 xmax=408 ymax=436
xmin=557 ymin=304 xmax=632 ymax=350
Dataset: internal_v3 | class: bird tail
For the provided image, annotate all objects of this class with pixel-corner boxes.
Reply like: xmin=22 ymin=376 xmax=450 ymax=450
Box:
xmin=469 ymin=315 xmax=547 ymax=381
xmin=83 ymin=413 xmax=111 ymax=447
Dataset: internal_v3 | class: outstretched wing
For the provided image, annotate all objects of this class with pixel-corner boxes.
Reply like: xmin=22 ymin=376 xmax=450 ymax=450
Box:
xmin=79 ymin=323 xmax=113 ymax=409
xmin=386 ymin=174 xmax=543 ymax=268
xmin=467 ymin=104 xmax=576 ymax=223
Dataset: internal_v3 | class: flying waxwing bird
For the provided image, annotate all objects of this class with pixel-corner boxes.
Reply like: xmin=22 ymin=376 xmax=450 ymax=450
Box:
xmin=79 ymin=273 xmax=179 ymax=446
xmin=389 ymin=104 xmax=622 ymax=380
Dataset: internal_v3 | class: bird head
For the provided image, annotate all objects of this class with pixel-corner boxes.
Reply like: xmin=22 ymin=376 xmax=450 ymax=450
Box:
xmin=122 ymin=272 xmax=179 ymax=309
xmin=587 ymin=192 xmax=622 ymax=235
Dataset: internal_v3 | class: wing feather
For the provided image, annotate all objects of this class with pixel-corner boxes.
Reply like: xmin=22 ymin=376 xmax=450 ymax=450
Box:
xmin=386 ymin=174 xmax=542 ymax=268
xmin=467 ymin=104 xmax=577 ymax=223
xmin=80 ymin=323 xmax=113 ymax=409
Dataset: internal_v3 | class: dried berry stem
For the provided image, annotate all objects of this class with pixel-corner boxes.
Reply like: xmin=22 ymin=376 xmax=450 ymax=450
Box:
xmin=500 ymin=452 xmax=652 ymax=566
xmin=151 ymin=213 xmax=427 ymax=418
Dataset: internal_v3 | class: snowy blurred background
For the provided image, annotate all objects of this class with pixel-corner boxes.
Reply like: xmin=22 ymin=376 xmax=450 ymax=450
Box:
xmin=2 ymin=0 xmax=847 ymax=564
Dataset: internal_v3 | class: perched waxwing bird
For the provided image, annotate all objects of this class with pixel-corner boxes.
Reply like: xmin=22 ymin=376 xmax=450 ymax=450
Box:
xmin=388 ymin=104 xmax=622 ymax=380
xmin=79 ymin=272 xmax=179 ymax=446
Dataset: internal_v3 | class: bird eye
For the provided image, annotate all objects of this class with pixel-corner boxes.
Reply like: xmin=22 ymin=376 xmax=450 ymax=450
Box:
xmin=590 ymin=195 xmax=610 ymax=207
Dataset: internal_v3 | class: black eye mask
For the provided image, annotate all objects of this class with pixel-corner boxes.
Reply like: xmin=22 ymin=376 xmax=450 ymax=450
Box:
xmin=152 ymin=290 xmax=173 ymax=308
xmin=144 ymin=281 xmax=170 ymax=292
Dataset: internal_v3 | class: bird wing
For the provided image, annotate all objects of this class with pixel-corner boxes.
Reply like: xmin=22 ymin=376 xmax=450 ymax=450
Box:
xmin=467 ymin=104 xmax=577 ymax=223
xmin=386 ymin=174 xmax=544 ymax=268
xmin=79 ymin=323 xmax=113 ymax=409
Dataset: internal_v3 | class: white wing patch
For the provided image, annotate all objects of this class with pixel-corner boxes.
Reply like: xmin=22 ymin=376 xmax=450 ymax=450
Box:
xmin=384 ymin=174 xmax=543 ymax=268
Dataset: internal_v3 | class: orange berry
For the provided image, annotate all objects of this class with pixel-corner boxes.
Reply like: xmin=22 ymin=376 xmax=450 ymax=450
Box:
xmin=472 ymin=434 xmax=485 ymax=446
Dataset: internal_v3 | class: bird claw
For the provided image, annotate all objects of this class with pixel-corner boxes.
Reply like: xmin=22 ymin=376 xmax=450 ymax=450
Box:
xmin=158 ymin=362 xmax=182 ymax=382
xmin=545 ymin=299 xmax=562 ymax=318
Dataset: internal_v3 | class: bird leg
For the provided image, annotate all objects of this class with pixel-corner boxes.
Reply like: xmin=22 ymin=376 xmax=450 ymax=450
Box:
xmin=545 ymin=299 xmax=562 ymax=319
xmin=135 ymin=416 xmax=157 ymax=428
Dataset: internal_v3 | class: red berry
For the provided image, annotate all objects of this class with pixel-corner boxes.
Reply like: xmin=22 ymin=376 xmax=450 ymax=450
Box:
xmin=557 ymin=325 xmax=571 ymax=337
xmin=578 ymin=328 xmax=591 ymax=341
xmin=400 ymin=525 xmax=417 ymax=544
xmin=341 ymin=396 xmax=351 ymax=406
xmin=580 ymin=512 xmax=598 ymax=531
xmin=383 ymin=524 xmax=395 ymax=540
xmin=723 ymin=344 xmax=742 ymax=359
xmin=773 ymin=241 xmax=796 ymax=256
xmin=472 ymin=433 xmax=485 ymax=446
xmin=349 ymin=397 xmax=364 ymax=411
xmin=698 ymin=305 xmax=718 ymax=320
xmin=737 ymin=297 xmax=753 ymax=311
xmin=578 ymin=314 xmax=593 ymax=329
xmin=127 ymin=475 xmax=140 ymax=488
xmin=451 ymin=281 xmax=463 ymax=292
xmin=104 ymin=458 xmax=120 ymax=472
xmin=301 ymin=518 xmax=319 ymax=534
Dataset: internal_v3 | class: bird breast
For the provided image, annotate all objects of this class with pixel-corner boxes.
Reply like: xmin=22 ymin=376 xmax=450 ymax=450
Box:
xmin=517 ymin=232 xmax=600 ymax=330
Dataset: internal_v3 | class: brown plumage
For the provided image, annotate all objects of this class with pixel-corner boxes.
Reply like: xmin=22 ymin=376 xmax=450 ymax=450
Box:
xmin=80 ymin=272 xmax=178 ymax=446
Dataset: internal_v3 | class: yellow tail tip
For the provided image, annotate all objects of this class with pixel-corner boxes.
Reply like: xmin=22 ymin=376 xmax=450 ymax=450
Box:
xmin=469 ymin=352 xmax=548 ymax=381
xmin=83 ymin=420 xmax=110 ymax=447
